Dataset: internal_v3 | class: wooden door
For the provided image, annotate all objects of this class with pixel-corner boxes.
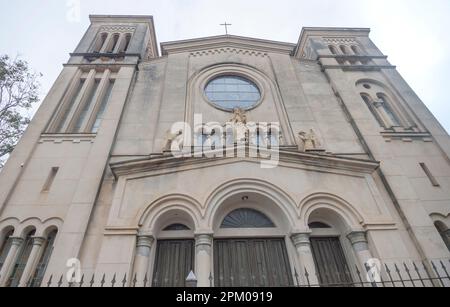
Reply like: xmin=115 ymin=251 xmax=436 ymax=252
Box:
xmin=214 ymin=238 xmax=293 ymax=287
xmin=310 ymin=237 xmax=353 ymax=286
xmin=152 ymin=240 xmax=195 ymax=287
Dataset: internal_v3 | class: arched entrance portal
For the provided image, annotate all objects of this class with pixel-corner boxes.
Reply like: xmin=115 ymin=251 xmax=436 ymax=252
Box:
xmin=212 ymin=192 xmax=294 ymax=287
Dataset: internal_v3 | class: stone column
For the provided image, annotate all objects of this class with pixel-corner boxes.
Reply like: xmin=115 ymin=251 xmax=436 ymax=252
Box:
xmin=133 ymin=235 xmax=155 ymax=287
xmin=18 ymin=237 xmax=46 ymax=287
xmin=347 ymin=231 xmax=373 ymax=272
xmin=291 ymin=232 xmax=319 ymax=286
xmin=0 ymin=237 xmax=23 ymax=286
xmin=195 ymin=233 xmax=213 ymax=287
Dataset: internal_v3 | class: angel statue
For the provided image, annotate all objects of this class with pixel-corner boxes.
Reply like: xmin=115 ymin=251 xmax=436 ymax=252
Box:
xmin=297 ymin=129 xmax=321 ymax=152
xmin=163 ymin=129 xmax=184 ymax=152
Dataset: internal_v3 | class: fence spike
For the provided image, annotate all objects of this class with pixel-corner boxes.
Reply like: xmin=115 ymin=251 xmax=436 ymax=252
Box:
xmin=111 ymin=274 xmax=117 ymax=287
xmin=440 ymin=261 xmax=450 ymax=280
xmin=133 ymin=273 xmax=137 ymax=288
xmin=90 ymin=274 xmax=95 ymax=288
xmin=57 ymin=275 xmax=63 ymax=288
xmin=431 ymin=261 xmax=444 ymax=287
xmin=47 ymin=275 xmax=53 ymax=288
xmin=385 ymin=264 xmax=395 ymax=288
xmin=293 ymin=267 xmax=300 ymax=287
xmin=355 ymin=265 xmax=364 ymax=287
xmin=413 ymin=262 xmax=426 ymax=287
xmin=394 ymin=264 xmax=405 ymax=287
xmin=144 ymin=273 xmax=148 ymax=287
xmin=100 ymin=274 xmax=106 ymax=287
xmin=122 ymin=274 xmax=127 ymax=287
xmin=79 ymin=274 xmax=84 ymax=288
xmin=304 ymin=267 xmax=310 ymax=287
xmin=403 ymin=263 xmax=415 ymax=287
xmin=209 ymin=272 xmax=214 ymax=288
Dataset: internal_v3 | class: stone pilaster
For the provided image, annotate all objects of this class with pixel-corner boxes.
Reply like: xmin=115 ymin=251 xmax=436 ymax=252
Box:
xmin=291 ymin=232 xmax=319 ymax=286
xmin=347 ymin=231 xmax=373 ymax=271
xmin=195 ymin=233 xmax=214 ymax=287
xmin=133 ymin=234 xmax=155 ymax=286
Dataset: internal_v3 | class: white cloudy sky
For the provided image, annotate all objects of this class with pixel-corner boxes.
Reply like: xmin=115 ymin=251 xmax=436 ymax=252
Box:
xmin=1 ymin=0 xmax=449 ymax=132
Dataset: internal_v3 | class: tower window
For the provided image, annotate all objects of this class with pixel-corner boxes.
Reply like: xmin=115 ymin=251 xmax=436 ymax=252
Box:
xmin=420 ymin=163 xmax=440 ymax=187
xmin=107 ymin=34 xmax=120 ymax=53
xmin=91 ymin=80 xmax=115 ymax=133
xmin=42 ymin=167 xmax=59 ymax=193
xmin=93 ymin=33 xmax=108 ymax=53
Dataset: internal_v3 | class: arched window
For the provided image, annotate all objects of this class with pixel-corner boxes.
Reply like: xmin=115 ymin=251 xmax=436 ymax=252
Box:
xmin=93 ymin=33 xmax=108 ymax=53
xmin=221 ymin=208 xmax=275 ymax=229
xmin=29 ymin=230 xmax=58 ymax=287
xmin=163 ymin=224 xmax=191 ymax=231
xmin=339 ymin=45 xmax=348 ymax=55
xmin=7 ymin=229 xmax=36 ymax=287
xmin=351 ymin=45 xmax=360 ymax=55
xmin=107 ymin=33 xmax=120 ymax=53
xmin=0 ymin=228 xmax=14 ymax=271
xmin=434 ymin=221 xmax=450 ymax=252
xmin=329 ymin=45 xmax=338 ymax=55
xmin=123 ymin=33 xmax=132 ymax=52
xmin=376 ymin=93 xmax=401 ymax=127
xmin=309 ymin=222 xmax=332 ymax=229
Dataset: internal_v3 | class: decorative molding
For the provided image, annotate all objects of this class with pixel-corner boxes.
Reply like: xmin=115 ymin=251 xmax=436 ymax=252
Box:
xmin=323 ymin=37 xmax=357 ymax=45
xmin=39 ymin=133 xmax=96 ymax=144
xmin=99 ymin=25 xmax=136 ymax=33
xmin=380 ymin=131 xmax=432 ymax=143
xmin=161 ymin=35 xmax=295 ymax=56
xmin=190 ymin=47 xmax=268 ymax=58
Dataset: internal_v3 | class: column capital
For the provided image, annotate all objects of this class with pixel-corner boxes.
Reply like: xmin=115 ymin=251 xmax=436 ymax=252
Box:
xmin=195 ymin=233 xmax=214 ymax=247
xmin=136 ymin=235 xmax=155 ymax=249
xmin=291 ymin=231 xmax=312 ymax=248
xmin=31 ymin=237 xmax=46 ymax=246
xmin=347 ymin=231 xmax=368 ymax=246
xmin=10 ymin=237 xmax=24 ymax=246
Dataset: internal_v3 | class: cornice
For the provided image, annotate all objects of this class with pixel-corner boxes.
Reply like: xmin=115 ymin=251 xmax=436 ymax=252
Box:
xmin=161 ymin=35 xmax=296 ymax=56
xmin=110 ymin=147 xmax=380 ymax=179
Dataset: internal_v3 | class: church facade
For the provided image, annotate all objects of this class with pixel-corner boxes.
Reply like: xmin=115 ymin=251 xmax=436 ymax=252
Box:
xmin=0 ymin=15 xmax=449 ymax=287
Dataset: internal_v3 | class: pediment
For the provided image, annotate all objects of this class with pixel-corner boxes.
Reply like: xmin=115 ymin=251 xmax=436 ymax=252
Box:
xmin=160 ymin=35 xmax=296 ymax=56
xmin=110 ymin=147 xmax=379 ymax=179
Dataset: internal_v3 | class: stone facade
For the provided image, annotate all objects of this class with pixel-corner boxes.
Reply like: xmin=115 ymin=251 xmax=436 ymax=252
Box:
xmin=0 ymin=15 xmax=449 ymax=287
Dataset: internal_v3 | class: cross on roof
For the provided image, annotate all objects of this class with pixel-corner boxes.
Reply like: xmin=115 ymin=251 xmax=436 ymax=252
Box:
xmin=220 ymin=22 xmax=232 ymax=35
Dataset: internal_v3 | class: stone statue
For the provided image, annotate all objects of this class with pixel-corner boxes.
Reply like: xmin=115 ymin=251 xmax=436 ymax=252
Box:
xmin=228 ymin=108 xmax=249 ymax=144
xmin=230 ymin=107 xmax=247 ymax=125
xmin=163 ymin=129 xmax=183 ymax=152
xmin=297 ymin=129 xmax=321 ymax=152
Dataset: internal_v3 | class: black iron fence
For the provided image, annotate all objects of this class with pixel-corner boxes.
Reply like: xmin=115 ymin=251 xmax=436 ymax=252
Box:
xmin=30 ymin=259 xmax=450 ymax=288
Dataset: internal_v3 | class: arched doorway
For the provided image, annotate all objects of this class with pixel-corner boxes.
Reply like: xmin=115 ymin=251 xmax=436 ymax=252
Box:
xmin=307 ymin=208 xmax=356 ymax=287
xmin=151 ymin=209 xmax=196 ymax=287
xmin=212 ymin=192 xmax=295 ymax=287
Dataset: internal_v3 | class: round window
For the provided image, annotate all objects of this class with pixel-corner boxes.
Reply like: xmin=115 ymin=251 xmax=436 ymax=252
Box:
xmin=204 ymin=75 xmax=261 ymax=111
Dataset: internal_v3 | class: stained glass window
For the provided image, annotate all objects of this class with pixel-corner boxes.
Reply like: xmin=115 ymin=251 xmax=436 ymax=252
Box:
xmin=221 ymin=208 xmax=275 ymax=229
xmin=205 ymin=76 xmax=261 ymax=111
